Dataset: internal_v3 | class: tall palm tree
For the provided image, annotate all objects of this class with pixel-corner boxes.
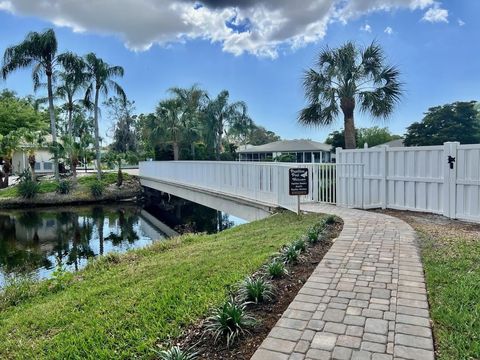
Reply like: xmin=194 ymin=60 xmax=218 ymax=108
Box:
xmin=206 ymin=90 xmax=247 ymax=160
xmin=84 ymin=53 xmax=126 ymax=180
xmin=56 ymin=53 xmax=87 ymax=136
xmin=1 ymin=29 xmax=68 ymax=180
xmin=298 ymin=42 xmax=402 ymax=149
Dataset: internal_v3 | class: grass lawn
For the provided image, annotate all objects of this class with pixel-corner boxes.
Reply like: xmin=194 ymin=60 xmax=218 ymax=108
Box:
xmin=0 ymin=172 xmax=128 ymax=199
xmin=0 ymin=211 xmax=325 ymax=359
xmin=420 ymin=228 xmax=480 ymax=360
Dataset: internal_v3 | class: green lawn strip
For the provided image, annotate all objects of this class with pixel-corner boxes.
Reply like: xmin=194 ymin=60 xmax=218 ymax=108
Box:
xmin=419 ymin=230 xmax=480 ymax=360
xmin=0 ymin=212 xmax=323 ymax=359
xmin=0 ymin=173 xmax=128 ymax=199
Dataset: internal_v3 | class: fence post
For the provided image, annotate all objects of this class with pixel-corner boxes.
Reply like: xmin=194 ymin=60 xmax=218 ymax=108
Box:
xmin=381 ymin=146 xmax=388 ymax=209
xmin=443 ymin=142 xmax=459 ymax=219
xmin=336 ymin=147 xmax=342 ymax=206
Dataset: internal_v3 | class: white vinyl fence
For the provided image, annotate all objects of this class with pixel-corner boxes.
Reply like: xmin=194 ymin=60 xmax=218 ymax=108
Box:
xmin=336 ymin=142 xmax=480 ymax=222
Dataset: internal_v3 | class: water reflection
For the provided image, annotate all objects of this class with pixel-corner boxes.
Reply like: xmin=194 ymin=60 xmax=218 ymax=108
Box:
xmin=0 ymin=197 xmax=246 ymax=287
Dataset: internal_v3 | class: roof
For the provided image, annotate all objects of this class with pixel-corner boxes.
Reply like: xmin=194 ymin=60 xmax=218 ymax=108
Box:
xmin=375 ymin=138 xmax=405 ymax=148
xmin=237 ymin=139 xmax=332 ymax=153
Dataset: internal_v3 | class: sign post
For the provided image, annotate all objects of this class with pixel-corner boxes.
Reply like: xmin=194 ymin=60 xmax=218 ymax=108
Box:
xmin=289 ymin=168 xmax=309 ymax=215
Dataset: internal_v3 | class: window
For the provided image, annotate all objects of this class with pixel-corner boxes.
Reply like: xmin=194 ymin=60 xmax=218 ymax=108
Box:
xmin=304 ymin=152 xmax=312 ymax=163
xmin=34 ymin=163 xmax=41 ymax=170
xmin=43 ymin=162 xmax=53 ymax=171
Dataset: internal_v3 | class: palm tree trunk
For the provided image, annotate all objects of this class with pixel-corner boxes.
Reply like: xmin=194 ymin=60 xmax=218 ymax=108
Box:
xmin=94 ymin=88 xmax=101 ymax=180
xmin=341 ymin=97 xmax=357 ymax=149
xmin=47 ymin=71 xmax=60 ymax=180
xmin=173 ymin=142 xmax=179 ymax=161
xmin=68 ymin=98 xmax=73 ymax=137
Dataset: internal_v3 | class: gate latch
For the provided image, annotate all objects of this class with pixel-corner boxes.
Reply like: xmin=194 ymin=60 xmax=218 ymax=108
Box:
xmin=447 ymin=156 xmax=455 ymax=169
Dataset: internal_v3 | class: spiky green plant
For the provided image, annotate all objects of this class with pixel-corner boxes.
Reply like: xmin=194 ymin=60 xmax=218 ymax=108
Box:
xmin=282 ymin=243 xmax=301 ymax=264
xmin=266 ymin=260 xmax=288 ymax=279
xmin=292 ymin=237 xmax=307 ymax=252
xmin=156 ymin=346 xmax=198 ymax=360
xmin=238 ymin=276 xmax=275 ymax=303
xmin=205 ymin=297 xmax=255 ymax=347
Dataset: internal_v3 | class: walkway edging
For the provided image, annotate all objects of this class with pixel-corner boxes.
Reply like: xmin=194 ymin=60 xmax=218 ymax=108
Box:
xmin=251 ymin=204 xmax=434 ymax=360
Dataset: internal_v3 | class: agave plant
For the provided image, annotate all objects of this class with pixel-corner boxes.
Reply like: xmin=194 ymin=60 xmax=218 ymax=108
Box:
xmin=238 ymin=276 xmax=275 ymax=303
xmin=205 ymin=297 xmax=255 ymax=347
xmin=156 ymin=346 xmax=198 ymax=360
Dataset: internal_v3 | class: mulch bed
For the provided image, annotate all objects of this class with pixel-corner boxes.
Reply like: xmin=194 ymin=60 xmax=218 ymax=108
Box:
xmin=173 ymin=220 xmax=342 ymax=359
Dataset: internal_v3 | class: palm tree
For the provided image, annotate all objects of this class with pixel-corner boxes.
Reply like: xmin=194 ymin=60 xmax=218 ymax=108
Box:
xmin=60 ymin=135 xmax=83 ymax=183
xmin=298 ymin=41 xmax=402 ymax=149
xmin=168 ymin=85 xmax=207 ymax=159
xmin=56 ymin=53 xmax=87 ymax=136
xmin=2 ymin=29 xmax=64 ymax=179
xmin=0 ymin=131 xmax=21 ymax=188
xmin=206 ymin=90 xmax=247 ymax=160
xmin=156 ymin=99 xmax=183 ymax=160
xmin=84 ymin=53 xmax=126 ymax=180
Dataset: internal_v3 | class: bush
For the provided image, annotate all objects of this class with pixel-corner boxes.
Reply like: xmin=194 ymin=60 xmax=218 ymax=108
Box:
xmin=156 ymin=346 xmax=198 ymax=360
xmin=324 ymin=215 xmax=336 ymax=225
xmin=282 ymin=243 xmax=301 ymax=264
xmin=48 ymin=264 xmax=74 ymax=292
xmin=238 ymin=276 xmax=274 ymax=303
xmin=266 ymin=260 xmax=288 ymax=279
xmin=306 ymin=226 xmax=320 ymax=244
xmin=17 ymin=179 xmax=39 ymax=199
xmin=89 ymin=181 xmax=104 ymax=198
xmin=205 ymin=297 xmax=255 ymax=347
xmin=292 ymin=237 xmax=307 ymax=252
xmin=56 ymin=180 xmax=72 ymax=195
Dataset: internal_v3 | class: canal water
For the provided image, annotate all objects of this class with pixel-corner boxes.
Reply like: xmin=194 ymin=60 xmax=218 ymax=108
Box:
xmin=0 ymin=196 xmax=246 ymax=287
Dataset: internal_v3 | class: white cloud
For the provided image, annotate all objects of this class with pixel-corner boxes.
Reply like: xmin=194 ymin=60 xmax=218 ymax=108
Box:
xmin=422 ymin=4 xmax=448 ymax=23
xmin=458 ymin=19 xmax=465 ymax=26
xmin=0 ymin=0 xmax=448 ymax=58
xmin=360 ymin=24 xmax=372 ymax=32
xmin=384 ymin=26 xmax=394 ymax=34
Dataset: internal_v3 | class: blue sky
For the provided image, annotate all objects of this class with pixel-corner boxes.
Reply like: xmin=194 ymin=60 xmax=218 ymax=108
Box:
xmin=0 ymin=1 xmax=478 ymax=142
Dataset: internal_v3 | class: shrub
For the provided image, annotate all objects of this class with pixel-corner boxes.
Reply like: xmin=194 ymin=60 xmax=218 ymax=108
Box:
xmin=293 ymin=237 xmax=307 ymax=252
xmin=56 ymin=180 xmax=72 ymax=195
xmin=324 ymin=215 xmax=336 ymax=225
xmin=266 ymin=260 xmax=288 ymax=279
xmin=282 ymin=243 xmax=301 ymax=264
xmin=48 ymin=264 xmax=74 ymax=292
xmin=89 ymin=181 xmax=104 ymax=198
xmin=17 ymin=179 xmax=39 ymax=199
xmin=238 ymin=276 xmax=274 ymax=303
xmin=156 ymin=346 xmax=198 ymax=360
xmin=205 ymin=297 xmax=255 ymax=347
xmin=306 ymin=227 xmax=320 ymax=244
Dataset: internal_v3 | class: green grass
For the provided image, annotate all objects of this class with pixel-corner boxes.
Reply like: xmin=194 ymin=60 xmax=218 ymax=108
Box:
xmin=0 ymin=173 xmax=127 ymax=199
xmin=420 ymin=230 xmax=480 ymax=360
xmin=0 ymin=212 xmax=324 ymax=359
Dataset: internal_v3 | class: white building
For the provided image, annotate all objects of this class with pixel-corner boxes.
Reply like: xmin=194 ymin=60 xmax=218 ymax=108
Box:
xmin=237 ymin=139 xmax=333 ymax=163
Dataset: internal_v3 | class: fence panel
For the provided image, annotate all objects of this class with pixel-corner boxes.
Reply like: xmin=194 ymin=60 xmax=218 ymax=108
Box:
xmin=336 ymin=142 xmax=480 ymax=222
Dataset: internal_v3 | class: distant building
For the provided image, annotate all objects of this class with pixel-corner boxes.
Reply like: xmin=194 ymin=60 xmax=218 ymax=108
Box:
xmin=12 ymin=135 xmax=55 ymax=175
xmin=374 ymin=138 xmax=405 ymax=148
xmin=237 ymin=139 xmax=333 ymax=163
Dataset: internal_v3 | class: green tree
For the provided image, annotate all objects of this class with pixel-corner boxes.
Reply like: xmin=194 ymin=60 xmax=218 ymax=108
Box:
xmin=155 ymin=98 xmax=183 ymax=160
xmin=1 ymin=29 xmax=73 ymax=180
xmin=357 ymin=126 xmax=401 ymax=148
xmin=248 ymin=125 xmax=281 ymax=145
xmin=56 ymin=53 xmax=87 ymax=136
xmin=205 ymin=90 xmax=247 ymax=160
xmin=84 ymin=53 xmax=126 ymax=180
xmin=105 ymin=96 xmax=137 ymax=154
xmin=404 ymin=101 xmax=480 ymax=146
xmin=0 ymin=131 xmax=22 ymax=188
xmin=299 ymin=41 xmax=402 ymax=149
xmin=0 ymin=90 xmax=48 ymax=136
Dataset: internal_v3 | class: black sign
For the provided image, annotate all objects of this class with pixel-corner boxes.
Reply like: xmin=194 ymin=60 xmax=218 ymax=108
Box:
xmin=289 ymin=168 xmax=309 ymax=196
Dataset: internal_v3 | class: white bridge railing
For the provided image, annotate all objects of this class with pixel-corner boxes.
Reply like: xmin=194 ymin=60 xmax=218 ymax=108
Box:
xmin=139 ymin=161 xmax=364 ymax=213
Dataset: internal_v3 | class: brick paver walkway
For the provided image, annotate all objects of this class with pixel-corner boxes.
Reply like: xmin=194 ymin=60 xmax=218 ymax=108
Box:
xmin=251 ymin=204 xmax=434 ymax=360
